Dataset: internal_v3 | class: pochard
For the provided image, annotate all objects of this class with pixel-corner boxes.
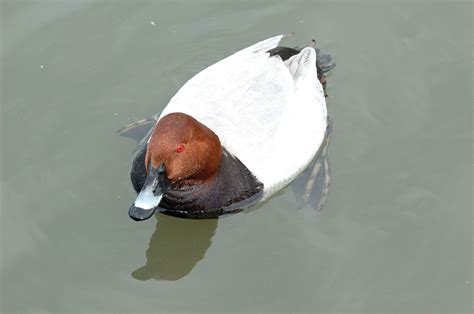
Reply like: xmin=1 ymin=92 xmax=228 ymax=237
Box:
xmin=124 ymin=34 xmax=335 ymax=221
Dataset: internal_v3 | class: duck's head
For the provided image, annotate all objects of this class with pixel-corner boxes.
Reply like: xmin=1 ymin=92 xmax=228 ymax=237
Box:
xmin=129 ymin=112 xmax=222 ymax=221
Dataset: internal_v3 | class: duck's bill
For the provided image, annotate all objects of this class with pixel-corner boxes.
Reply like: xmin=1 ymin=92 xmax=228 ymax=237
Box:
xmin=129 ymin=163 xmax=170 ymax=221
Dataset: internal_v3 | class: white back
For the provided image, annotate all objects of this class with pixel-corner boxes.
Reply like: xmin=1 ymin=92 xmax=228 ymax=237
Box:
xmin=160 ymin=35 xmax=327 ymax=199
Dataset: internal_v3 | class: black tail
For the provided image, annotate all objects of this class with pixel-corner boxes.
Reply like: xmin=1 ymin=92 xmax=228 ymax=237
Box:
xmin=267 ymin=42 xmax=336 ymax=96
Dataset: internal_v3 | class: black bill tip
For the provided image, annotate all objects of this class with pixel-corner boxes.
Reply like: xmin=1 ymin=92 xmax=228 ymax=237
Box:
xmin=128 ymin=205 xmax=157 ymax=221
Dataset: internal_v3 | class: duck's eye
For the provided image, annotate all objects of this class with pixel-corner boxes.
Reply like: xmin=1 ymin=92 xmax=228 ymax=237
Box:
xmin=176 ymin=144 xmax=185 ymax=153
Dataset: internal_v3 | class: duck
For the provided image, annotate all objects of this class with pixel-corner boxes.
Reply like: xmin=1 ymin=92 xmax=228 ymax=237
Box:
xmin=125 ymin=34 xmax=335 ymax=221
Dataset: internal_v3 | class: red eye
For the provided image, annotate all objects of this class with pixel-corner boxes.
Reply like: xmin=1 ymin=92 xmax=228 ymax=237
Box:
xmin=176 ymin=144 xmax=185 ymax=153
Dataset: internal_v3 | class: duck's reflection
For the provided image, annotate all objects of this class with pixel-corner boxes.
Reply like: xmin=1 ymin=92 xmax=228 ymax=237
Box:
xmin=132 ymin=214 xmax=218 ymax=281
xmin=290 ymin=122 xmax=332 ymax=211
xmin=131 ymin=123 xmax=332 ymax=281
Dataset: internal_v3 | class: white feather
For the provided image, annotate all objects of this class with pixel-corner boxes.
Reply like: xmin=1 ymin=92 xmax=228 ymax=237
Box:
xmin=160 ymin=35 xmax=327 ymax=199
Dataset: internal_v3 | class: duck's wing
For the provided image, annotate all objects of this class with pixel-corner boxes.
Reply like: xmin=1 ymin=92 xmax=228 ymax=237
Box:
xmin=160 ymin=34 xmax=296 ymax=151
xmin=160 ymin=35 xmax=328 ymax=196
xmin=118 ymin=35 xmax=289 ymax=141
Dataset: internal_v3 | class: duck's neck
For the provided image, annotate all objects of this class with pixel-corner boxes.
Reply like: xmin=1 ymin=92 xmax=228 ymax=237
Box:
xmin=131 ymin=147 xmax=263 ymax=218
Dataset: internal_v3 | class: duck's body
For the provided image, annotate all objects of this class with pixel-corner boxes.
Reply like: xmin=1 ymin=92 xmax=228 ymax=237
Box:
xmin=126 ymin=34 xmax=335 ymax=220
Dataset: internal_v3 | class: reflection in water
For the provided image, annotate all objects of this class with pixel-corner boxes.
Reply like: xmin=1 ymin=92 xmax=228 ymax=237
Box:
xmin=132 ymin=214 xmax=218 ymax=281
xmin=291 ymin=121 xmax=332 ymax=211
xmin=131 ymin=146 xmax=330 ymax=281
xmin=130 ymin=124 xmax=331 ymax=281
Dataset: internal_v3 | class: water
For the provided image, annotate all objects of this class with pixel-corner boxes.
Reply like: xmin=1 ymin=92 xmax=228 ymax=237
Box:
xmin=1 ymin=1 xmax=472 ymax=313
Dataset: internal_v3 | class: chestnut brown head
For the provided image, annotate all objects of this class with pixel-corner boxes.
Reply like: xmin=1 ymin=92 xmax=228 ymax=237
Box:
xmin=146 ymin=112 xmax=222 ymax=183
xmin=129 ymin=112 xmax=222 ymax=221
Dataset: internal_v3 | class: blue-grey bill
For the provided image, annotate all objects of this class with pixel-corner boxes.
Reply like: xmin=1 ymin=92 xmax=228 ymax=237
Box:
xmin=128 ymin=187 xmax=163 ymax=221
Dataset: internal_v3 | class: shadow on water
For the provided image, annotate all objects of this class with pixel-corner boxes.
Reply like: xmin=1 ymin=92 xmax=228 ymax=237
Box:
xmin=132 ymin=213 xmax=218 ymax=281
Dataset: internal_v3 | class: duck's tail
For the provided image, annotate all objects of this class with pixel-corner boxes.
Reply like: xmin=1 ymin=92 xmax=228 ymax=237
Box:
xmin=267 ymin=40 xmax=336 ymax=96
xmin=315 ymin=53 xmax=335 ymax=96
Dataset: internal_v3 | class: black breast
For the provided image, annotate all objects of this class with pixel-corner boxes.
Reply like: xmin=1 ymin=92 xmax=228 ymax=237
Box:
xmin=130 ymin=147 xmax=263 ymax=219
